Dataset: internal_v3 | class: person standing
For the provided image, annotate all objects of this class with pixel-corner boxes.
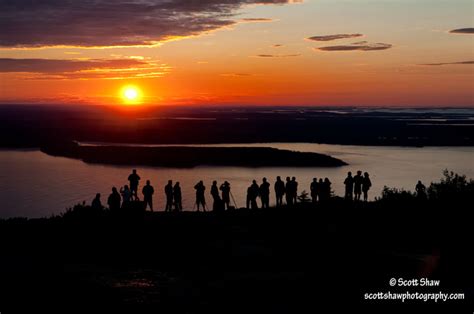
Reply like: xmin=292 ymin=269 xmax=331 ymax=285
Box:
xmin=247 ymin=180 xmax=259 ymax=209
xmin=285 ymin=177 xmax=292 ymax=206
xmin=323 ymin=178 xmax=332 ymax=201
xmin=220 ymin=181 xmax=231 ymax=210
xmin=120 ymin=185 xmax=132 ymax=208
xmin=194 ymin=181 xmax=206 ymax=211
xmin=142 ymin=180 xmax=155 ymax=211
xmin=291 ymin=177 xmax=298 ymax=205
xmin=259 ymin=177 xmax=270 ymax=209
xmin=344 ymin=172 xmax=354 ymax=201
xmin=415 ymin=180 xmax=427 ymax=200
xmin=274 ymin=176 xmax=285 ymax=207
xmin=173 ymin=182 xmax=182 ymax=211
xmin=362 ymin=172 xmax=372 ymax=202
xmin=353 ymin=171 xmax=363 ymax=201
xmin=210 ymin=180 xmax=222 ymax=211
xmin=128 ymin=169 xmax=141 ymax=199
xmin=310 ymin=178 xmax=318 ymax=204
xmin=164 ymin=180 xmax=173 ymax=212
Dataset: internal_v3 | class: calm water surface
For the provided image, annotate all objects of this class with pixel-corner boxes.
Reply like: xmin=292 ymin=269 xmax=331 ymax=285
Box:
xmin=1 ymin=143 xmax=473 ymax=218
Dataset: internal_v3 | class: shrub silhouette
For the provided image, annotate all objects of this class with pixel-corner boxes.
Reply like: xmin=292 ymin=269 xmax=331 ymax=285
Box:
xmin=297 ymin=190 xmax=311 ymax=203
xmin=377 ymin=186 xmax=416 ymax=203
xmin=427 ymin=169 xmax=474 ymax=203
xmin=377 ymin=170 xmax=473 ymax=206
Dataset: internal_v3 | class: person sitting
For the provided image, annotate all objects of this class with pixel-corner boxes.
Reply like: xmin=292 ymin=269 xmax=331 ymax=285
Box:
xmin=91 ymin=193 xmax=103 ymax=211
xmin=107 ymin=187 xmax=121 ymax=211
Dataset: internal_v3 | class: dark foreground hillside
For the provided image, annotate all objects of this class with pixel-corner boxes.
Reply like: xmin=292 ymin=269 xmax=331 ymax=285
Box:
xmin=0 ymin=197 xmax=472 ymax=313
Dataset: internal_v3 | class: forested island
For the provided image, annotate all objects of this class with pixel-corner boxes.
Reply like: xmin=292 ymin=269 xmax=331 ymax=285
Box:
xmin=41 ymin=141 xmax=347 ymax=168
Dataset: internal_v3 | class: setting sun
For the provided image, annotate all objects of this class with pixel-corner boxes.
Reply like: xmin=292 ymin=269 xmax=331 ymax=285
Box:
xmin=121 ymin=86 xmax=141 ymax=104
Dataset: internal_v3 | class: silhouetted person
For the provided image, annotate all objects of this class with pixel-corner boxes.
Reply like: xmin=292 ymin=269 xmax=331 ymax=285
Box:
xmin=173 ymin=182 xmax=182 ymax=211
xmin=220 ymin=181 xmax=231 ymax=210
xmin=120 ymin=185 xmax=132 ymax=208
xmin=362 ymin=172 xmax=372 ymax=202
xmin=291 ymin=177 xmax=298 ymax=205
xmin=310 ymin=178 xmax=318 ymax=204
xmin=318 ymin=178 xmax=324 ymax=201
xmin=416 ymin=180 xmax=427 ymax=200
xmin=285 ymin=177 xmax=293 ymax=206
xmin=194 ymin=181 xmax=206 ymax=211
xmin=142 ymin=180 xmax=154 ymax=211
xmin=259 ymin=177 xmax=270 ymax=209
xmin=247 ymin=180 xmax=259 ymax=209
xmin=165 ymin=180 xmax=173 ymax=212
xmin=128 ymin=169 xmax=141 ymax=199
xmin=274 ymin=176 xmax=285 ymax=207
xmin=107 ymin=187 xmax=121 ymax=211
xmin=321 ymin=178 xmax=332 ymax=201
xmin=92 ymin=193 xmax=102 ymax=211
xmin=353 ymin=170 xmax=363 ymax=201
xmin=344 ymin=172 xmax=354 ymax=201
xmin=211 ymin=180 xmax=222 ymax=211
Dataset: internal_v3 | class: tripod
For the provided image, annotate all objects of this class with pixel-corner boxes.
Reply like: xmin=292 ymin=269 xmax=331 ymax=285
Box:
xmin=229 ymin=191 xmax=238 ymax=209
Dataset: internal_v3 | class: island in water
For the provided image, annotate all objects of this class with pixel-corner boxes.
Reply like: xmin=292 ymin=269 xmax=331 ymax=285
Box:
xmin=41 ymin=141 xmax=348 ymax=168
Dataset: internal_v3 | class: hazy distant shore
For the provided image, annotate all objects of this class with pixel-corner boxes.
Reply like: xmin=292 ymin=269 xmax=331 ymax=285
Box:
xmin=41 ymin=141 xmax=347 ymax=167
xmin=1 ymin=105 xmax=473 ymax=148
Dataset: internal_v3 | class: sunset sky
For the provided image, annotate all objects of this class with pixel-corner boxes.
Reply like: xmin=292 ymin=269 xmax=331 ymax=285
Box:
xmin=1 ymin=0 xmax=473 ymax=107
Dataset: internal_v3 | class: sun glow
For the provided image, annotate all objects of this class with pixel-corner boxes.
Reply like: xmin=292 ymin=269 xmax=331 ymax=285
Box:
xmin=121 ymin=85 xmax=142 ymax=104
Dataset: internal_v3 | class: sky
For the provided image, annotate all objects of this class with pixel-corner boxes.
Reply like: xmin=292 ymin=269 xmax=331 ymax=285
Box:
xmin=0 ymin=0 xmax=473 ymax=107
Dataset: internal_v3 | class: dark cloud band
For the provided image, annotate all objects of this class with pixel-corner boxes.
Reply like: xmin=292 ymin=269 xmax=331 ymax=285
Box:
xmin=419 ymin=61 xmax=474 ymax=66
xmin=317 ymin=42 xmax=392 ymax=51
xmin=306 ymin=34 xmax=363 ymax=42
xmin=449 ymin=28 xmax=474 ymax=34
xmin=0 ymin=0 xmax=300 ymax=48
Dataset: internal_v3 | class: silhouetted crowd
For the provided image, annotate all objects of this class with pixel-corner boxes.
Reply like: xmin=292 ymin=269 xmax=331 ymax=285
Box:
xmin=89 ymin=168 xmax=404 ymax=212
